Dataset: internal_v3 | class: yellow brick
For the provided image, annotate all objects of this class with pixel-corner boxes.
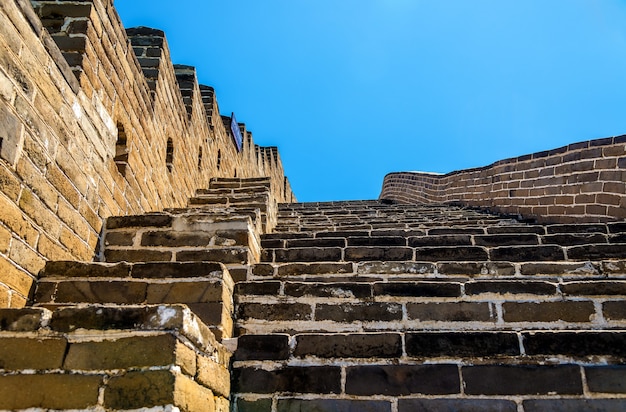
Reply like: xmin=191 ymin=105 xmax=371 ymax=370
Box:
xmin=0 ymin=254 xmax=34 ymax=296
xmin=37 ymin=234 xmax=73 ymax=261
xmin=18 ymin=190 xmax=61 ymax=238
xmin=0 ymin=162 xmax=21 ymax=201
xmin=0 ymin=374 xmax=102 ymax=410
xmin=16 ymin=157 xmax=58 ymax=211
xmin=174 ymin=373 xmax=215 ymax=412
xmin=8 ymin=238 xmax=45 ymax=275
xmin=0 ymin=337 xmax=67 ymax=370
xmin=215 ymin=397 xmax=230 ymax=412
xmin=46 ymin=165 xmax=80 ymax=208
xmin=197 ymin=355 xmax=230 ymax=398
xmin=0 ymin=194 xmax=38 ymax=246
xmin=0 ymin=223 xmax=11 ymax=254
xmin=9 ymin=292 xmax=26 ymax=308
xmin=59 ymin=227 xmax=92 ymax=260
xmin=0 ymin=284 xmax=9 ymax=308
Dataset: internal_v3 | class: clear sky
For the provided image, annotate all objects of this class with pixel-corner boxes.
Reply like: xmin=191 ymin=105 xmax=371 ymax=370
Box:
xmin=115 ymin=1 xmax=626 ymax=202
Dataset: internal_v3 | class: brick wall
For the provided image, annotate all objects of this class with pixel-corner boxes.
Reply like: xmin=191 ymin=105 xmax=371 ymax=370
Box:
xmin=0 ymin=0 xmax=294 ymax=308
xmin=380 ymin=136 xmax=626 ymax=223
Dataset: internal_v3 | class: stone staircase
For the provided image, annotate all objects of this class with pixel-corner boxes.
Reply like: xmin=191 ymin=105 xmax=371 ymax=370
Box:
xmin=233 ymin=201 xmax=626 ymax=412
xmin=1 ymin=180 xmax=626 ymax=411
xmin=0 ymin=178 xmax=276 ymax=411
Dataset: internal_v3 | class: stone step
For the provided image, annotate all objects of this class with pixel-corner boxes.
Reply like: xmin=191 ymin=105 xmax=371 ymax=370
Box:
xmin=232 ymin=361 xmax=626 ymax=411
xmin=235 ymin=298 xmax=623 ymax=334
xmin=234 ymin=397 xmax=626 ymax=412
xmin=35 ymin=261 xmax=235 ymax=339
xmin=249 ymin=260 xmax=626 ymax=279
xmin=0 ymin=305 xmax=230 ymax=411
xmin=260 ymin=244 xmax=626 ymax=263
xmin=233 ymin=330 xmax=626 ymax=362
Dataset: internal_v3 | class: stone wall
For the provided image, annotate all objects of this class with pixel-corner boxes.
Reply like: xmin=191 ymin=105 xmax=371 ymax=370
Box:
xmin=0 ymin=0 xmax=294 ymax=308
xmin=380 ymin=135 xmax=626 ymax=223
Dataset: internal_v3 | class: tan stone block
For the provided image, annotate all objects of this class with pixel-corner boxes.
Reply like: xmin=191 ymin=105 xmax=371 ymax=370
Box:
xmin=9 ymin=292 xmax=26 ymax=308
xmin=37 ymin=233 xmax=73 ymax=261
xmin=16 ymin=157 xmax=58 ymax=211
xmin=59 ymin=227 xmax=93 ymax=260
xmin=215 ymin=396 xmax=230 ymax=412
xmin=57 ymin=197 xmax=90 ymax=239
xmin=0 ymin=223 xmax=11 ymax=254
xmin=80 ymin=198 xmax=102 ymax=232
xmin=0 ymin=254 xmax=34 ymax=296
xmin=175 ymin=373 xmax=216 ymax=412
xmin=65 ymin=334 xmax=185 ymax=370
xmin=104 ymin=369 xmax=213 ymax=411
xmin=8 ymin=238 xmax=45 ymax=275
xmin=0 ymin=373 xmax=102 ymax=410
xmin=0 ymin=162 xmax=21 ymax=201
xmin=176 ymin=340 xmax=197 ymax=377
xmin=22 ymin=125 xmax=53 ymax=171
xmin=0 ymin=337 xmax=67 ymax=370
xmin=197 ymin=355 xmax=230 ymax=398
xmin=46 ymin=164 xmax=80 ymax=208
xmin=0 ymin=284 xmax=9 ymax=308
xmin=19 ymin=190 xmax=61 ymax=238
xmin=0 ymin=194 xmax=38 ymax=246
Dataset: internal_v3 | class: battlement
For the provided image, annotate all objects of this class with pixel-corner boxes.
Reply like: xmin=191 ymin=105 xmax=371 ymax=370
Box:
xmin=0 ymin=0 xmax=294 ymax=306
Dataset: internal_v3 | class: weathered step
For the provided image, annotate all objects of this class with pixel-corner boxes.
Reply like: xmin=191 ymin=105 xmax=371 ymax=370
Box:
xmin=261 ymin=242 xmax=626 ymax=263
xmin=0 ymin=305 xmax=230 ymax=411
xmin=35 ymin=261 xmax=235 ymax=339
xmin=231 ymin=361 xmax=626 ymax=405
xmin=233 ymin=330 xmax=626 ymax=362
xmin=249 ymin=259 xmax=626 ymax=280
xmin=235 ymin=275 xmax=626 ymax=334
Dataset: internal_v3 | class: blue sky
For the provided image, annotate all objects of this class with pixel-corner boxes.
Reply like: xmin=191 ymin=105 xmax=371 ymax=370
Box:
xmin=115 ymin=1 xmax=626 ymax=202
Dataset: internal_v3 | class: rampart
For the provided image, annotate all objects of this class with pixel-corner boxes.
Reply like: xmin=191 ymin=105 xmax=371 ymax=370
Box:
xmin=0 ymin=0 xmax=294 ymax=308
xmin=380 ymin=135 xmax=626 ymax=223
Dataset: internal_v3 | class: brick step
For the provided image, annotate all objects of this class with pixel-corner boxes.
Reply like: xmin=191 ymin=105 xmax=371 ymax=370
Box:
xmin=233 ymin=397 xmax=626 ymax=412
xmin=0 ymin=305 xmax=230 ymax=411
xmin=232 ymin=360 xmax=626 ymax=411
xmin=250 ymin=260 xmax=626 ymax=279
xmin=209 ymin=177 xmax=271 ymax=189
xmin=34 ymin=261 xmax=235 ymax=339
xmin=261 ymin=243 xmax=626 ymax=263
xmin=188 ymin=193 xmax=269 ymax=206
xmin=235 ymin=295 xmax=626 ymax=334
xmin=104 ymin=245 xmax=254 ymax=265
xmin=196 ymin=185 xmax=270 ymax=196
xmin=233 ymin=330 xmax=626 ymax=362
xmin=236 ymin=279 xmax=626 ymax=300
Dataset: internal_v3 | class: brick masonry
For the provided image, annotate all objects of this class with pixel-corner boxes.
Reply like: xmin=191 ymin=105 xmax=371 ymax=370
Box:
xmin=380 ymin=136 xmax=626 ymax=223
xmin=0 ymin=0 xmax=294 ymax=307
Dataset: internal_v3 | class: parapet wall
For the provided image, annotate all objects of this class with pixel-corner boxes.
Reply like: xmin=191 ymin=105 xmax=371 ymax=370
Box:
xmin=380 ymin=136 xmax=626 ymax=223
xmin=0 ymin=0 xmax=294 ymax=307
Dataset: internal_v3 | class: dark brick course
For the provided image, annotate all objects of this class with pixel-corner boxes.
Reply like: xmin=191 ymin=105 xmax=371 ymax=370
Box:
xmin=233 ymin=366 xmax=341 ymax=394
xmin=463 ymin=365 xmax=583 ymax=395
xmin=234 ymin=335 xmax=290 ymax=361
xmin=398 ymin=399 xmax=517 ymax=412
xmin=345 ymin=364 xmax=459 ymax=395
xmin=316 ymin=303 xmax=402 ymax=322
xmin=293 ymin=333 xmax=402 ymax=358
xmin=406 ymin=332 xmax=520 ymax=357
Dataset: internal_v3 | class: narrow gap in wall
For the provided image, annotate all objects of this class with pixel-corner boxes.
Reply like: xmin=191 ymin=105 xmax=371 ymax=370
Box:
xmin=234 ymin=169 xmax=237 ymax=178
xmin=216 ymin=149 xmax=221 ymax=171
xmin=0 ymin=137 xmax=3 ymax=153
xmin=166 ymin=138 xmax=174 ymax=172
xmin=114 ymin=123 xmax=128 ymax=176
xmin=197 ymin=146 xmax=203 ymax=171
